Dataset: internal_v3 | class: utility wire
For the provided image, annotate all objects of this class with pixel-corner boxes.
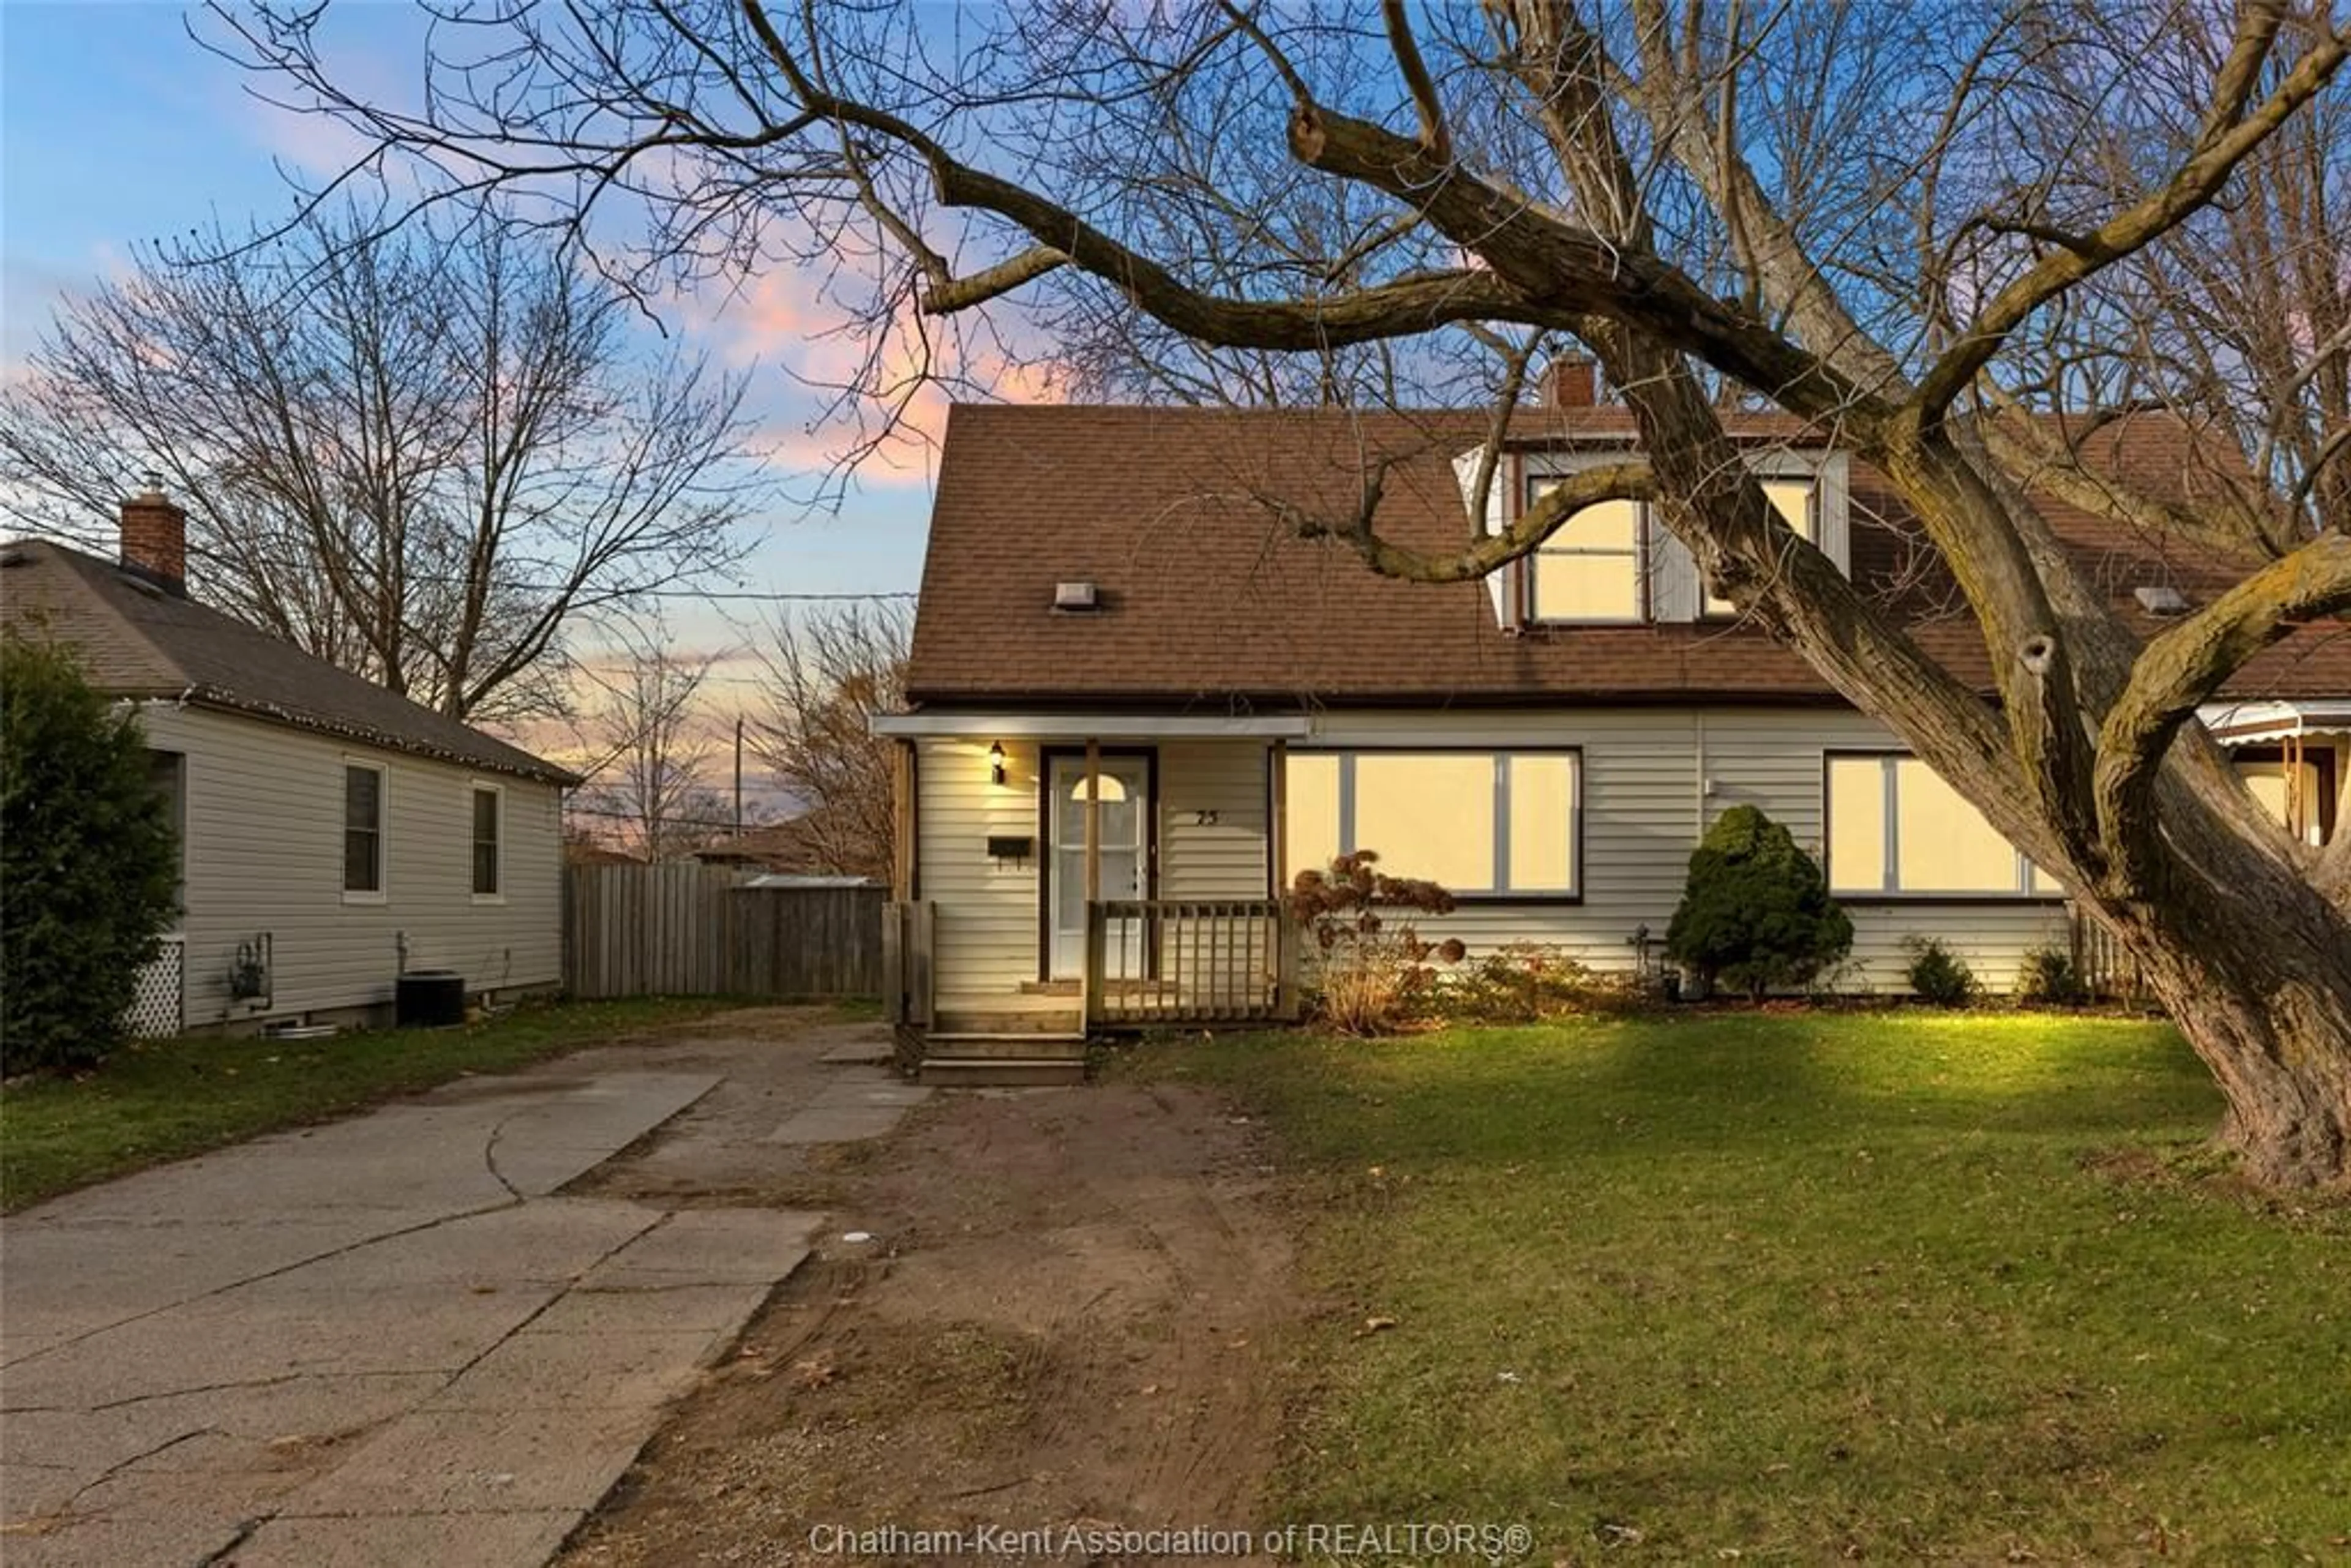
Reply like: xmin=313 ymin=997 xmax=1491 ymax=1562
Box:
xmin=28 ymin=528 xmax=918 ymax=603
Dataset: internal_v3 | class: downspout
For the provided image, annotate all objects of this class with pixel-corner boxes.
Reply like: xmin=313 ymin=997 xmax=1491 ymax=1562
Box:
xmin=1693 ymin=710 xmax=1709 ymax=838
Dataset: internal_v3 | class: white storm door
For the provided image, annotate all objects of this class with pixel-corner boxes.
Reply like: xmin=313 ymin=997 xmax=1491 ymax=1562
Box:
xmin=1048 ymin=754 xmax=1149 ymax=980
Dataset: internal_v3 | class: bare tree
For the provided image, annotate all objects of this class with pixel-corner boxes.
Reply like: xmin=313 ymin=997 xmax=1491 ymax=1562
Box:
xmin=751 ymin=601 xmax=910 ymax=881
xmin=571 ymin=615 xmax=731 ymax=860
xmin=0 ymin=200 xmax=768 ymax=722
xmin=213 ymin=1 xmax=2351 ymax=1185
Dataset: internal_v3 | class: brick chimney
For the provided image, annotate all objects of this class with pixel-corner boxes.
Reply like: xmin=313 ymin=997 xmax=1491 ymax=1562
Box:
xmin=1546 ymin=354 xmax=1599 ymax=408
xmin=119 ymin=478 xmax=187 ymax=595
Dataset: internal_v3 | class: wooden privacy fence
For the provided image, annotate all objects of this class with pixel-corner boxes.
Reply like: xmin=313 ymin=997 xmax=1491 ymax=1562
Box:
xmin=564 ymin=863 xmax=885 ymax=1000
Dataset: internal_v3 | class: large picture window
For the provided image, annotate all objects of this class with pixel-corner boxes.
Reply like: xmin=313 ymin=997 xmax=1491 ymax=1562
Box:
xmin=1825 ymin=754 xmax=2058 ymax=898
xmin=1527 ymin=482 xmax=1643 ymax=623
xmin=1706 ymin=477 xmax=1816 ymax=617
xmin=1284 ymin=750 xmax=1579 ymax=897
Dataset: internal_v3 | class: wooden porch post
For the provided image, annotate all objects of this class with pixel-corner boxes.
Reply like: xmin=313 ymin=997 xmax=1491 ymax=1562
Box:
xmin=1267 ymin=740 xmax=1288 ymax=898
xmin=889 ymin=740 xmax=915 ymax=902
xmin=2286 ymin=732 xmax=2308 ymax=842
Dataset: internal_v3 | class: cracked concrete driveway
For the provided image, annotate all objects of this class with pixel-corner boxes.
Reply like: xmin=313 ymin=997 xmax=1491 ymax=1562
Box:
xmin=0 ymin=1011 xmax=916 ymax=1567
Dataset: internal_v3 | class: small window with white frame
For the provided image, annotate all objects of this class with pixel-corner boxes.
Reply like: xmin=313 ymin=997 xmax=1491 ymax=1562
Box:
xmin=1704 ymin=476 xmax=1817 ymax=617
xmin=1824 ymin=752 xmax=2061 ymax=898
xmin=470 ymin=784 xmax=503 ymax=898
xmin=1526 ymin=478 xmax=1644 ymax=624
xmin=343 ymin=762 xmax=387 ymax=899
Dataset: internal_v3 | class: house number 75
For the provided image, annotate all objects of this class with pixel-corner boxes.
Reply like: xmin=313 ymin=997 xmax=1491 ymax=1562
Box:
xmin=1193 ymin=809 xmax=1220 ymax=826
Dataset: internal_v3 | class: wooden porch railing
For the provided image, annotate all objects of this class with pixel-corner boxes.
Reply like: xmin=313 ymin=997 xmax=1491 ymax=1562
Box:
xmin=1085 ymin=898 xmax=1299 ymax=1027
xmin=2068 ymin=900 xmax=2148 ymax=1005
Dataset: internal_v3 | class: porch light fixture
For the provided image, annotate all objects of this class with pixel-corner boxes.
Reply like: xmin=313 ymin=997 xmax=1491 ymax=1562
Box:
xmin=989 ymin=741 xmax=1006 ymax=786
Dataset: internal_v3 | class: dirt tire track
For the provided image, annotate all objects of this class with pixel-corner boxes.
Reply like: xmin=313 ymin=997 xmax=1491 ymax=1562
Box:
xmin=559 ymin=1079 xmax=1305 ymax=1567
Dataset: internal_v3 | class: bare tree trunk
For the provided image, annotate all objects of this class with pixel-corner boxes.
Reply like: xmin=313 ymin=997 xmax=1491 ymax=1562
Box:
xmin=2095 ymin=870 xmax=2351 ymax=1188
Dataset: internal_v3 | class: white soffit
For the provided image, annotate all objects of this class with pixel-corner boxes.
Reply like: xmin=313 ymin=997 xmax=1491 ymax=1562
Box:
xmin=870 ymin=713 xmax=1312 ymax=740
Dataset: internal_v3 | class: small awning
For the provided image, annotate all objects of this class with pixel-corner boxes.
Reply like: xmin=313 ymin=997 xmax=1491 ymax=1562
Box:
xmin=2199 ymin=700 xmax=2351 ymax=747
xmin=871 ymin=712 xmax=1311 ymax=741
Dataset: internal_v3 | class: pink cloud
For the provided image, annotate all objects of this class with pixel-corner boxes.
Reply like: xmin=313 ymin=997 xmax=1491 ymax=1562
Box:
xmin=697 ymin=263 xmax=1070 ymax=490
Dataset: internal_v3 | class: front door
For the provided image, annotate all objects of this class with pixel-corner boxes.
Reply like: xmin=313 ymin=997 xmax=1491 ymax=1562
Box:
xmin=1048 ymin=753 xmax=1150 ymax=980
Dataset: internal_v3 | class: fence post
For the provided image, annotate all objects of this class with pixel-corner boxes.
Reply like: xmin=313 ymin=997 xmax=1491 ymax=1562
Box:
xmin=1275 ymin=905 xmax=1301 ymax=1021
xmin=1082 ymin=902 xmax=1106 ymax=1029
xmin=882 ymin=902 xmax=906 ymax=1024
xmin=916 ymin=901 xmax=935 ymax=1027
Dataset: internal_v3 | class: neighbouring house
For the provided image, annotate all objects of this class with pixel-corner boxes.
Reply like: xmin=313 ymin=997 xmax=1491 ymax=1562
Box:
xmin=566 ymin=841 xmax=645 ymax=868
xmin=1 ymin=490 xmax=580 ymax=1036
xmin=692 ymin=815 xmax=828 ymax=875
xmin=874 ymin=373 xmax=2350 ymax=1072
xmin=692 ymin=805 xmax=885 ymax=882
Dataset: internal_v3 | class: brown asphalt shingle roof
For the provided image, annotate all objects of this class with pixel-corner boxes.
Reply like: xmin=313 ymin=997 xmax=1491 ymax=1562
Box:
xmin=906 ymin=404 xmax=2351 ymax=708
xmin=0 ymin=539 xmax=579 ymax=784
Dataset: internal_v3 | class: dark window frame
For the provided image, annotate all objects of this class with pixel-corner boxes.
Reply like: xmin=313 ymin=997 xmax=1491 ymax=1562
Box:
xmin=1284 ymin=744 xmax=1586 ymax=904
xmin=1820 ymin=749 xmax=2066 ymax=904
xmin=1519 ymin=474 xmax=1650 ymax=627
xmin=343 ymin=761 xmax=387 ymax=899
xmin=470 ymin=784 xmax=503 ymax=899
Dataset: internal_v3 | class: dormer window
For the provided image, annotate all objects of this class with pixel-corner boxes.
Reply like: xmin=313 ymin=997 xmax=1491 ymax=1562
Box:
xmin=1527 ymin=489 xmax=1644 ymax=624
xmin=1704 ymin=477 xmax=1817 ymax=617
xmin=1505 ymin=450 xmax=1848 ymax=626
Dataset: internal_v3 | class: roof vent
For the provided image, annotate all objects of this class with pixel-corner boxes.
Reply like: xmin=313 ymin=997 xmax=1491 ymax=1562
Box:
xmin=1052 ymin=580 xmax=1102 ymax=613
xmin=2134 ymin=585 xmax=2191 ymax=617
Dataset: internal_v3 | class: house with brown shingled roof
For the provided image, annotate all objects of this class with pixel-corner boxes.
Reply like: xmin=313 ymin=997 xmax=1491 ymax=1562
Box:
xmin=874 ymin=373 xmax=2351 ymax=1077
xmin=2 ymin=492 xmax=579 ymax=1037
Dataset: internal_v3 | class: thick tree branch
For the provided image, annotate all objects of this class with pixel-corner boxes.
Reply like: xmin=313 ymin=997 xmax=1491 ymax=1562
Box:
xmin=1273 ymin=456 xmax=1653 ymax=582
xmin=2094 ymin=530 xmax=2351 ymax=890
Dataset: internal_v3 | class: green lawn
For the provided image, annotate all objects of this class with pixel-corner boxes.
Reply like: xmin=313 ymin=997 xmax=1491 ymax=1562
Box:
xmin=1 ymin=996 xmax=738 ymax=1212
xmin=1134 ymin=1013 xmax=2351 ymax=1564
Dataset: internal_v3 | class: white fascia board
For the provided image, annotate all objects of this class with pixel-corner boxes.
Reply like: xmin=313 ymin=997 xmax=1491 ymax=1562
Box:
xmin=870 ymin=712 xmax=1313 ymax=740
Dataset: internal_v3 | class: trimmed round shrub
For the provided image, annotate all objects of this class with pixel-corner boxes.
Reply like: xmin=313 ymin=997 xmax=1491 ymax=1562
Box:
xmin=1665 ymin=805 xmax=1853 ymax=1000
xmin=2 ymin=634 xmax=181 ymax=1071
xmin=2015 ymin=943 xmax=2090 ymax=1007
xmin=1902 ymin=936 xmax=1979 ymax=1007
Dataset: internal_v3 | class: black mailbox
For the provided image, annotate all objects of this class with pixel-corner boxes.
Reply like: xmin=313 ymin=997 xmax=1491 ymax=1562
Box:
xmin=986 ymin=835 xmax=1035 ymax=860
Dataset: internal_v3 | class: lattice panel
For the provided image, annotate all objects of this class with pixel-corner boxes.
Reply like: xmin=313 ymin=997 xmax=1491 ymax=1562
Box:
xmin=123 ymin=938 xmax=184 ymax=1039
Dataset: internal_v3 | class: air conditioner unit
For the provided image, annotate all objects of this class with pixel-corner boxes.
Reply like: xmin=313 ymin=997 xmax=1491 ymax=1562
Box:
xmin=1053 ymin=580 xmax=1101 ymax=612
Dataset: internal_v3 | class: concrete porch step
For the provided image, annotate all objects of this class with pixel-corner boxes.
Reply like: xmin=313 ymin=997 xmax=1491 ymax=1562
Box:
xmin=934 ymin=1007 xmax=1083 ymax=1036
xmin=920 ymin=1056 xmax=1089 ymax=1087
xmin=923 ymin=1033 xmax=1089 ymax=1059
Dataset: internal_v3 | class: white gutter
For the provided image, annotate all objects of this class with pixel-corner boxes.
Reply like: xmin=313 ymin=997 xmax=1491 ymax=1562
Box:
xmin=870 ymin=712 xmax=1313 ymax=740
xmin=2197 ymin=699 xmax=2351 ymax=744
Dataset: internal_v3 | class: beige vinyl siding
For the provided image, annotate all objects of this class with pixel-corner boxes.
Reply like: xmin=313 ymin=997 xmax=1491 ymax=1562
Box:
xmin=911 ymin=707 xmax=2102 ymax=1005
xmin=132 ymin=704 xmax=563 ymax=1027
xmin=1158 ymin=743 xmax=1270 ymax=900
xmin=916 ymin=737 xmax=1045 ymax=1005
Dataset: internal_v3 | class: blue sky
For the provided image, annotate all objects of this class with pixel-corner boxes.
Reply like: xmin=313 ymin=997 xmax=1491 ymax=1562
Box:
xmin=1 ymin=1 xmax=934 ymax=685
